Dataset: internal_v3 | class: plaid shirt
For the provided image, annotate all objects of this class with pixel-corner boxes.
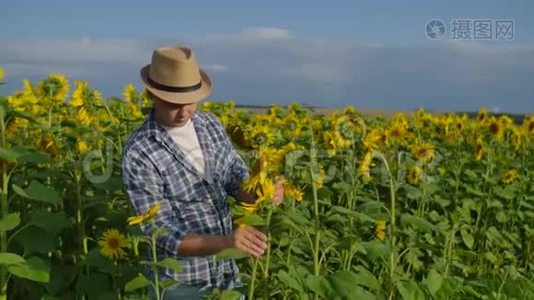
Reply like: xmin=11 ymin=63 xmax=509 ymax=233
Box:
xmin=121 ymin=108 xmax=249 ymax=289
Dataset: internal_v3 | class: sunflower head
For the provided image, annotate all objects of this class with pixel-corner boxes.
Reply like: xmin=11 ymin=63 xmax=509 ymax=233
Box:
xmin=248 ymin=125 xmax=275 ymax=149
xmin=411 ymin=142 xmax=435 ymax=163
xmin=323 ymin=131 xmax=341 ymax=156
xmin=127 ymin=202 xmax=161 ymax=225
xmin=38 ymin=74 xmax=69 ymax=103
xmin=314 ymin=167 xmax=326 ymax=189
xmin=70 ymin=81 xmax=88 ymax=107
xmin=510 ymin=128 xmax=522 ymax=150
xmin=74 ymin=107 xmax=94 ymax=127
xmin=226 ymin=122 xmax=252 ymax=150
xmin=123 ymin=83 xmax=137 ymax=104
xmin=455 ymin=115 xmax=467 ymax=131
xmin=364 ymin=128 xmax=388 ymax=150
xmin=98 ymin=228 xmax=128 ymax=260
xmin=358 ymin=151 xmax=374 ymax=181
xmin=250 ymin=155 xmax=268 ymax=179
xmin=523 ymin=116 xmax=534 ymax=135
xmin=283 ymin=182 xmax=304 ymax=202
xmin=37 ymin=134 xmax=59 ymax=158
xmin=476 ymin=107 xmax=489 ymax=124
xmin=488 ymin=117 xmax=505 ymax=141
xmin=374 ymin=219 xmax=387 ymax=241
xmin=408 ymin=166 xmax=423 ymax=185
xmin=502 ymin=169 xmax=518 ymax=184
xmin=388 ymin=124 xmax=406 ymax=139
xmin=76 ymin=139 xmax=90 ymax=155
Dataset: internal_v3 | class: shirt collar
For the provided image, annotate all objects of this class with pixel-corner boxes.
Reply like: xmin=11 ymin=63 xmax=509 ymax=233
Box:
xmin=146 ymin=108 xmax=201 ymax=142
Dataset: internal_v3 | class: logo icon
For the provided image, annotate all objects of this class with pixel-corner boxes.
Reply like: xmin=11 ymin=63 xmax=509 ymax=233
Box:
xmin=426 ymin=19 xmax=446 ymax=40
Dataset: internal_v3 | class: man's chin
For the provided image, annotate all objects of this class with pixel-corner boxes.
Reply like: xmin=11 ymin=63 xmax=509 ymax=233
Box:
xmin=173 ymin=120 xmax=188 ymax=127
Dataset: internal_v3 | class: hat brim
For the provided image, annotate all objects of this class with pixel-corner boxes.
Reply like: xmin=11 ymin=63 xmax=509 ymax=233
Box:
xmin=140 ymin=64 xmax=212 ymax=104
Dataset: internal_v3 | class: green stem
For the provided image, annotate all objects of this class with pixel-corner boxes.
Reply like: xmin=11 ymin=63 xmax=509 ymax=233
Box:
xmin=0 ymin=163 xmax=8 ymax=299
xmin=248 ymin=258 xmax=259 ymax=300
xmin=263 ymin=209 xmax=273 ymax=280
xmin=376 ymin=152 xmax=397 ymax=300
xmin=310 ymin=165 xmax=320 ymax=278
xmin=74 ymin=170 xmax=88 ymax=255
xmin=0 ymin=114 xmax=8 ymax=299
xmin=151 ymin=233 xmax=161 ymax=300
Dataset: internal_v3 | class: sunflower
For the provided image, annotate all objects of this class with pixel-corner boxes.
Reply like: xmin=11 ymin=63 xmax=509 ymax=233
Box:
xmin=411 ymin=142 xmax=435 ymax=163
xmin=128 ymin=103 xmax=144 ymax=119
xmin=388 ymin=120 xmax=413 ymax=146
xmin=476 ymin=107 xmax=488 ymax=124
xmin=70 ymin=81 xmax=87 ymax=107
xmin=510 ymin=128 xmax=522 ymax=151
xmin=358 ymin=151 xmax=373 ymax=181
xmin=76 ymin=139 xmax=90 ymax=155
xmin=374 ymin=219 xmax=387 ymax=242
xmin=332 ymin=114 xmax=358 ymax=142
xmin=242 ymin=155 xmax=269 ymax=192
xmin=363 ymin=128 xmax=388 ymax=150
xmin=8 ymin=79 xmax=40 ymax=113
xmin=523 ymin=116 xmax=534 ymax=136
xmin=408 ymin=166 xmax=422 ymax=185
xmin=259 ymin=147 xmax=286 ymax=170
xmin=127 ymin=202 xmax=162 ymax=225
xmin=283 ymin=182 xmax=304 ymax=202
xmin=488 ymin=117 xmax=505 ymax=141
xmin=74 ymin=107 xmax=94 ymax=126
xmin=256 ymin=178 xmax=276 ymax=203
xmin=388 ymin=124 xmax=407 ymax=139
xmin=455 ymin=115 xmax=467 ymax=131
xmin=502 ymin=169 xmax=518 ymax=184
xmin=123 ymin=83 xmax=137 ymax=104
xmin=98 ymin=228 xmax=128 ymax=260
xmin=323 ymin=131 xmax=349 ymax=156
xmin=37 ymin=134 xmax=59 ymax=158
xmin=226 ymin=122 xmax=252 ymax=150
xmin=37 ymin=74 xmax=69 ymax=105
xmin=414 ymin=108 xmax=433 ymax=129
xmin=0 ymin=67 xmax=4 ymax=83
xmin=248 ymin=125 xmax=275 ymax=149
xmin=314 ymin=167 xmax=326 ymax=189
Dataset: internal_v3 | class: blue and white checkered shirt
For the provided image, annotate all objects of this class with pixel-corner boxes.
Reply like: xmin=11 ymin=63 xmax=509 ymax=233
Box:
xmin=121 ymin=108 xmax=249 ymax=289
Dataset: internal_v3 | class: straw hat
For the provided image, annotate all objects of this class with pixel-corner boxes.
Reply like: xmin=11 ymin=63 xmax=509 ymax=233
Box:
xmin=140 ymin=45 xmax=212 ymax=104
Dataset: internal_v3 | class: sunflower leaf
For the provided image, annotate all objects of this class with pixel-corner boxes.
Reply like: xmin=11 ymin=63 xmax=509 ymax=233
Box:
xmin=124 ymin=273 xmax=150 ymax=292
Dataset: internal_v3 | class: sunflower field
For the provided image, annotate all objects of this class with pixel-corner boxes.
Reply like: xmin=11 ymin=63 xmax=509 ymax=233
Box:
xmin=0 ymin=70 xmax=532 ymax=300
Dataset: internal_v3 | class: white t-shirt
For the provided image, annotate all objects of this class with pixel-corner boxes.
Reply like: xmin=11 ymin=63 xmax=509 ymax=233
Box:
xmin=161 ymin=119 xmax=205 ymax=176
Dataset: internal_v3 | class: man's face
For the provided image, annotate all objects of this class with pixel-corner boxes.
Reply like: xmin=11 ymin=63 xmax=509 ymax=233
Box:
xmin=150 ymin=92 xmax=198 ymax=127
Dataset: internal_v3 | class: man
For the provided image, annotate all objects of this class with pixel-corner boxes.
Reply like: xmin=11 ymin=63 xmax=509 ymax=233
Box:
xmin=121 ymin=45 xmax=283 ymax=299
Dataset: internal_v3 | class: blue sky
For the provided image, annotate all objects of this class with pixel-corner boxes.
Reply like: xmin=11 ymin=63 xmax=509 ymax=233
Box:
xmin=2 ymin=0 xmax=533 ymax=113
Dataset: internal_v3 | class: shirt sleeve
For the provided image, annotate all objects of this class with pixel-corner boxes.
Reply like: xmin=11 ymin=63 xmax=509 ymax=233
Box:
xmin=121 ymin=150 xmax=187 ymax=254
xmin=224 ymin=146 xmax=250 ymax=199
xmin=205 ymin=112 xmax=250 ymax=198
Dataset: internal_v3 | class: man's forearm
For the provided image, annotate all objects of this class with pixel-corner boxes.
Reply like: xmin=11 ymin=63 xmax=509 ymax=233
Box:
xmin=176 ymin=233 xmax=232 ymax=256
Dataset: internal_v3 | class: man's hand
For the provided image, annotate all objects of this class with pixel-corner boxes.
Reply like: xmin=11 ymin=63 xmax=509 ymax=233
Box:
xmin=272 ymin=179 xmax=284 ymax=206
xmin=230 ymin=226 xmax=267 ymax=258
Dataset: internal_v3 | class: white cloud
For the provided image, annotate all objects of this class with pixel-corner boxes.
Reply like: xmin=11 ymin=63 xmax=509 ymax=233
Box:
xmin=0 ymin=37 xmax=150 ymax=64
xmin=1 ymin=63 xmax=86 ymax=78
xmin=193 ymin=26 xmax=292 ymax=44
xmin=1 ymin=28 xmax=533 ymax=112
xmin=241 ymin=27 xmax=292 ymax=41
xmin=201 ymin=63 xmax=228 ymax=73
